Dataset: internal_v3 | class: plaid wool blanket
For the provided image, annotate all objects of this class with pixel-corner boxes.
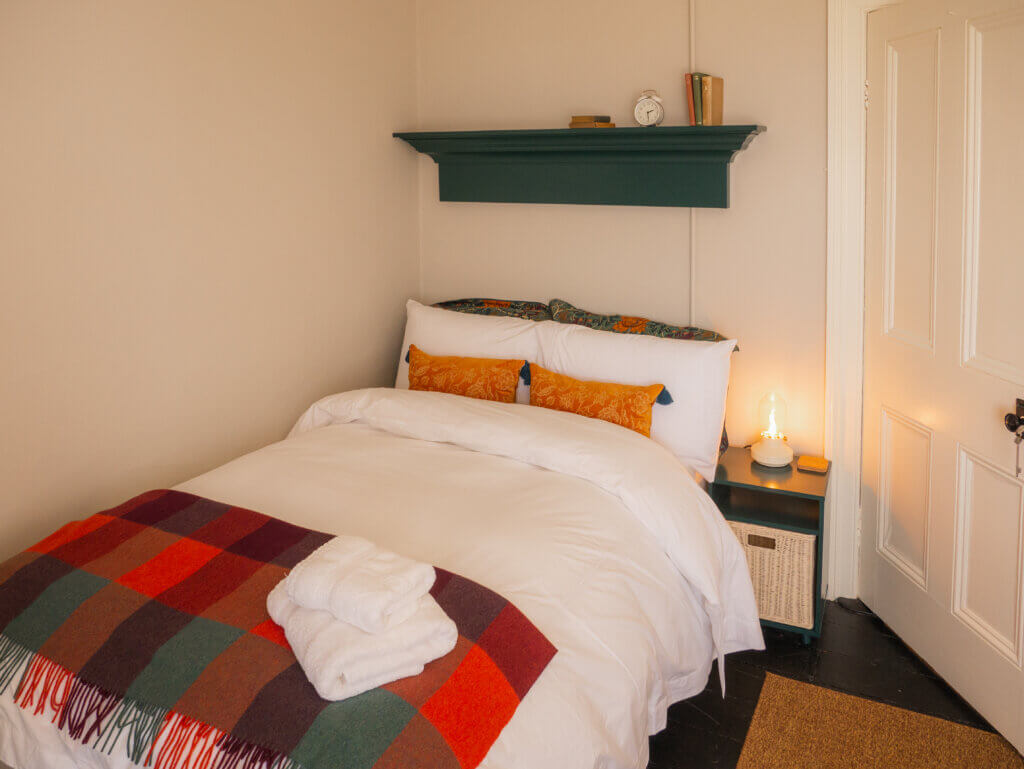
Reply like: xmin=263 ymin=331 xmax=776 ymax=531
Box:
xmin=0 ymin=490 xmax=557 ymax=769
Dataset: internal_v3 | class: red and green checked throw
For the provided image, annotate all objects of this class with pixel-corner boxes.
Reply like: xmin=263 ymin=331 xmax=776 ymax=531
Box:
xmin=0 ymin=490 xmax=556 ymax=769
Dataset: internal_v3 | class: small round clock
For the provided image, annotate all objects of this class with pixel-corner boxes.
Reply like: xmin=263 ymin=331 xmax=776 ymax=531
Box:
xmin=634 ymin=90 xmax=665 ymax=127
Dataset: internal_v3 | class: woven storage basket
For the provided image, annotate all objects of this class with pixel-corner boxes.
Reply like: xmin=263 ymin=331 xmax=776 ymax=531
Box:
xmin=729 ymin=520 xmax=816 ymax=630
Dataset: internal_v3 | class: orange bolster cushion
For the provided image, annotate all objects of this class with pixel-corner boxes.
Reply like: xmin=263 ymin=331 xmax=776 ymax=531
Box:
xmin=407 ymin=344 xmax=524 ymax=404
xmin=528 ymin=363 xmax=665 ymax=437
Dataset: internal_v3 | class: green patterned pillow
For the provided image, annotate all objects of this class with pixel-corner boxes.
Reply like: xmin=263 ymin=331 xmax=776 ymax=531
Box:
xmin=548 ymin=299 xmax=727 ymax=342
xmin=433 ymin=298 xmax=552 ymax=321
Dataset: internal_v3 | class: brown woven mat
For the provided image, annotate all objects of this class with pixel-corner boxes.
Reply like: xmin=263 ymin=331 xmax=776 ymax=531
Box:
xmin=737 ymin=673 xmax=1023 ymax=769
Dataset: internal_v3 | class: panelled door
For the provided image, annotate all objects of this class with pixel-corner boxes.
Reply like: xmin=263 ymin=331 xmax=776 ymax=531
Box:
xmin=861 ymin=0 xmax=1024 ymax=751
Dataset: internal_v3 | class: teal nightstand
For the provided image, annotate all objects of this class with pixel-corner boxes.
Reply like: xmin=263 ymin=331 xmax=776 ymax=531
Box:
xmin=710 ymin=446 xmax=830 ymax=643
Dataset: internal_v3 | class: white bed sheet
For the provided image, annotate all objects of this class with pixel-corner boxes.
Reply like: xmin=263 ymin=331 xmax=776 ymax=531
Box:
xmin=0 ymin=388 xmax=762 ymax=769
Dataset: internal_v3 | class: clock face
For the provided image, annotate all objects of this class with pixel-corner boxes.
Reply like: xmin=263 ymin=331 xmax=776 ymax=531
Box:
xmin=634 ymin=97 xmax=664 ymax=126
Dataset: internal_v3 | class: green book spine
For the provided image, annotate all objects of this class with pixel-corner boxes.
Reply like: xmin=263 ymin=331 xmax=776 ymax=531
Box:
xmin=692 ymin=73 xmax=707 ymax=126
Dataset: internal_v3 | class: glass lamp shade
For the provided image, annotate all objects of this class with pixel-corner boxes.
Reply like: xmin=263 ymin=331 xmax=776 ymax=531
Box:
xmin=758 ymin=392 xmax=787 ymax=439
xmin=752 ymin=392 xmax=793 ymax=467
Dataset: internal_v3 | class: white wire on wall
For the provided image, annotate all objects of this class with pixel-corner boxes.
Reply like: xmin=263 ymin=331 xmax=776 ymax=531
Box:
xmin=688 ymin=0 xmax=697 ymax=327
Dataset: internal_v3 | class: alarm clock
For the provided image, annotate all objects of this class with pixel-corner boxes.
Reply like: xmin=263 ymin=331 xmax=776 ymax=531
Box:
xmin=634 ymin=90 xmax=665 ymax=126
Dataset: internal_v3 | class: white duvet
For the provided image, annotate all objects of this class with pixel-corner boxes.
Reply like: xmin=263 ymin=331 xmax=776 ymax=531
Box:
xmin=0 ymin=388 xmax=762 ymax=769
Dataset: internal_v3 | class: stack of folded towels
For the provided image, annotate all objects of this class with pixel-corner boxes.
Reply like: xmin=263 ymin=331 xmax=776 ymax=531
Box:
xmin=267 ymin=536 xmax=458 ymax=701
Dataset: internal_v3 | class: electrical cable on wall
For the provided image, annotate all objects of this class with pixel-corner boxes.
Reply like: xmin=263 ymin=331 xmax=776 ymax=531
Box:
xmin=688 ymin=0 xmax=697 ymax=327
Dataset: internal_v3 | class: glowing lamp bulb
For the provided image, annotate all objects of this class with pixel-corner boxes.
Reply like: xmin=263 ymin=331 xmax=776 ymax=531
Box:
xmin=752 ymin=392 xmax=794 ymax=468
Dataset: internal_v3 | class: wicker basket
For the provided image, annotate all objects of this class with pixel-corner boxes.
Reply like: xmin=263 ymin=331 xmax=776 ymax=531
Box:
xmin=729 ymin=520 xmax=816 ymax=630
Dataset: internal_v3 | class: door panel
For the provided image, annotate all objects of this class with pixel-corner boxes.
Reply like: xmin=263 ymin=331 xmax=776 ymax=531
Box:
xmin=862 ymin=0 xmax=1024 ymax=752
xmin=953 ymin=446 xmax=1024 ymax=666
xmin=964 ymin=10 xmax=1024 ymax=384
xmin=883 ymin=29 xmax=939 ymax=351
xmin=877 ymin=407 xmax=932 ymax=587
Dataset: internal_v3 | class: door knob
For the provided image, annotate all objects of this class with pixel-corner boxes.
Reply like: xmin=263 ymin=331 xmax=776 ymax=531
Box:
xmin=1009 ymin=399 xmax=1024 ymax=480
xmin=1006 ymin=398 xmax=1024 ymax=433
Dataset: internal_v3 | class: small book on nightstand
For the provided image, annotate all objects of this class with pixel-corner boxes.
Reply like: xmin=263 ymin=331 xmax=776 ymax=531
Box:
xmin=797 ymin=455 xmax=830 ymax=474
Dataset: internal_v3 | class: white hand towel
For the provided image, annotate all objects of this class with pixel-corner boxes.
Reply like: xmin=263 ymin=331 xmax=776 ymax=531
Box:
xmin=267 ymin=582 xmax=457 ymax=701
xmin=284 ymin=536 xmax=436 ymax=634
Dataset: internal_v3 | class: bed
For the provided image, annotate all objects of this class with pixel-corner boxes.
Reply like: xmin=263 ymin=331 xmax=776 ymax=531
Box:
xmin=0 ymin=301 xmax=763 ymax=769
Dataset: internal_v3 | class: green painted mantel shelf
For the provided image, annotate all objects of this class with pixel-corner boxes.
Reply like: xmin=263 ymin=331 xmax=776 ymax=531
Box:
xmin=393 ymin=125 xmax=765 ymax=208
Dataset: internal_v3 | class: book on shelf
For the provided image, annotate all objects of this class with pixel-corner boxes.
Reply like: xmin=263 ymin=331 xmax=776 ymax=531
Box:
xmin=570 ymin=115 xmax=611 ymax=123
xmin=684 ymin=72 xmax=723 ymax=125
xmin=684 ymin=74 xmax=696 ymax=126
xmin=568 ymin=121 xmax=616 ymax=128
xmin=691 ymin=73 xmax=706 ymax=125
xmin=701 ymin=76 xmax=724 ymax=126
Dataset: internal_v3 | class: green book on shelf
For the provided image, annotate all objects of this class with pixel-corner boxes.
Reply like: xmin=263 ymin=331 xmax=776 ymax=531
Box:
xmin=692 ymin=73 xmax=707 ymax=125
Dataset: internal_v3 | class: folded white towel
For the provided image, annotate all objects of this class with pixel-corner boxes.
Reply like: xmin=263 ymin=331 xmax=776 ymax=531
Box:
xmin=267 ymin=582 xmax=458 ymax=701
xmin=284 ymin=536 xmax=437 ymax=634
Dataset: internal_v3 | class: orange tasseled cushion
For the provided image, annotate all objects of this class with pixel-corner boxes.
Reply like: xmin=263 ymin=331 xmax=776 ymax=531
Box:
xmin=528 ymin=363 xmax=665 ymax=436
xmin=408 ymin=344 xmax=524 ymax=404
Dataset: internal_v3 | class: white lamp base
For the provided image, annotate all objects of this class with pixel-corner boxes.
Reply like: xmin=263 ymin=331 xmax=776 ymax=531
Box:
xmin=751 ymin=437 xmax=794 ymax=467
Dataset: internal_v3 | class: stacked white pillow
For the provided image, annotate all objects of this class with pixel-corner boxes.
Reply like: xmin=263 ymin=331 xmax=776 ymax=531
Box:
xmin=534 ymin=321 xmax=735 ymax=479
xmin=395 ymin=300 xmax=542 ymax=404
xmin=395 ymin=299 xmax=735 ymax=479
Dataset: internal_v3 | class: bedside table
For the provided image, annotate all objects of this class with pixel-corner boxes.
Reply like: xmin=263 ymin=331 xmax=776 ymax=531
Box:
xmin=710 ymin=446 xmax=830 ymax=643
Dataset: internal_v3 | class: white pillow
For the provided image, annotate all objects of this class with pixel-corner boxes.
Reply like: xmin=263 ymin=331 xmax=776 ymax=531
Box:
xmin=395 ymin=300 xmax=543 ymax=403
xmin=535 ymin=321 xmax=736 ymax=478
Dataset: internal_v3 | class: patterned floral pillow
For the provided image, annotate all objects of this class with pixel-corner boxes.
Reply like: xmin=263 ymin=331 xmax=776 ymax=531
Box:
xmin=529 ymin=363 xmax=668 ymax=437
xmin=548 ymin=299 xmax=727 ymax=342
xmin=433 ymin=298 xmax=552 ymax=322
xmin=408 ymin=344 xmax=525 ymax=403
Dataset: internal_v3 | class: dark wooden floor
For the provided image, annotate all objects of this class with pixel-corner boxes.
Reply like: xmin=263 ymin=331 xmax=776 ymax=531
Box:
xmin=647 ymin=598 xmax=995 ymax=768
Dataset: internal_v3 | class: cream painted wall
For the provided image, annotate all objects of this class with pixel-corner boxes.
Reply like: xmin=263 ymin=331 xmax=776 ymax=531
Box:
xmin=0 ymin=1 xmax=419 ymax=552
xmin=414 ymin=0 xmax=694 ymax=331
xmin=693 ymin=0 xmax=827 ymax=458
xmin=413 ymin=0 xmax=827 ymax=455
xmin=1 ymin=0 xmax=827 ymax=554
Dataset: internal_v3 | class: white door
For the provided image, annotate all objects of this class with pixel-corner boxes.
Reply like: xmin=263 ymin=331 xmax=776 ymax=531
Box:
xmin=861 ymin=0 xmax=1024 ymax=751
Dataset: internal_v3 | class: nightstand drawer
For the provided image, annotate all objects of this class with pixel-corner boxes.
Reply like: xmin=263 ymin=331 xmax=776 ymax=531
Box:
xmin=729 ymin=521 xmax=816 ymax=630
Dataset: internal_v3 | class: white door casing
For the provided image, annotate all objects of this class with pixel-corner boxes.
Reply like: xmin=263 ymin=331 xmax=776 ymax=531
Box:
xmin=860 ymin=0 xmax=1024 ymax=751
xmin=825 ymin=0 xmax=902 ymax=601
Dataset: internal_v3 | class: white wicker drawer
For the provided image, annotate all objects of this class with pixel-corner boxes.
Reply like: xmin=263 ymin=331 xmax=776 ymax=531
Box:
xmin=729 ymin=520 xmax=816 ymax=630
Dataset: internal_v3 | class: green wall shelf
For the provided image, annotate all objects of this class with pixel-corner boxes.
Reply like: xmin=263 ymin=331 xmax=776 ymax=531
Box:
xmin=393 ymin=125 xmax=765 ymax=208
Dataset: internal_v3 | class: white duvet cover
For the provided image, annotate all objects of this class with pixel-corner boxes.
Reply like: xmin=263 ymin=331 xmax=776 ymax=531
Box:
xmin=0 ymin=388 xmax=761 ymax=769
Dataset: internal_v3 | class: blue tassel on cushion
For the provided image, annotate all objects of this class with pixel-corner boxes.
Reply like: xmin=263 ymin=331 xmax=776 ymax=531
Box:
xmin=656 ymin=387 xmax=673 ymax=405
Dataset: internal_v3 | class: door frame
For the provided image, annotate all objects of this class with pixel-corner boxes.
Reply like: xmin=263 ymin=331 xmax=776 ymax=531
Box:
xmin=824 ymin=0 xmax=901 ymax=598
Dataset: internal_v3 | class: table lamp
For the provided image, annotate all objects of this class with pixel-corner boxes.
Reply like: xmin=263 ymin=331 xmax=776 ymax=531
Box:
xmin=751 ymin=392 xmax=794 ymax=467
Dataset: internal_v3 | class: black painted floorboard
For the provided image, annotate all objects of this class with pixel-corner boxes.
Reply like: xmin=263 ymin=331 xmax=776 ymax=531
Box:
xmin=647 ymin=599 xmax=994 ymax=769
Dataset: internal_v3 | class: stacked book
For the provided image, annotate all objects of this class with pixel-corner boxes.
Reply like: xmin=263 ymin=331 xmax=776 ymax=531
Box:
xmin=569 ymin=115 xmax=615 ymax=128
xmin=684 ymin=74 xmax=723 ymax=126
